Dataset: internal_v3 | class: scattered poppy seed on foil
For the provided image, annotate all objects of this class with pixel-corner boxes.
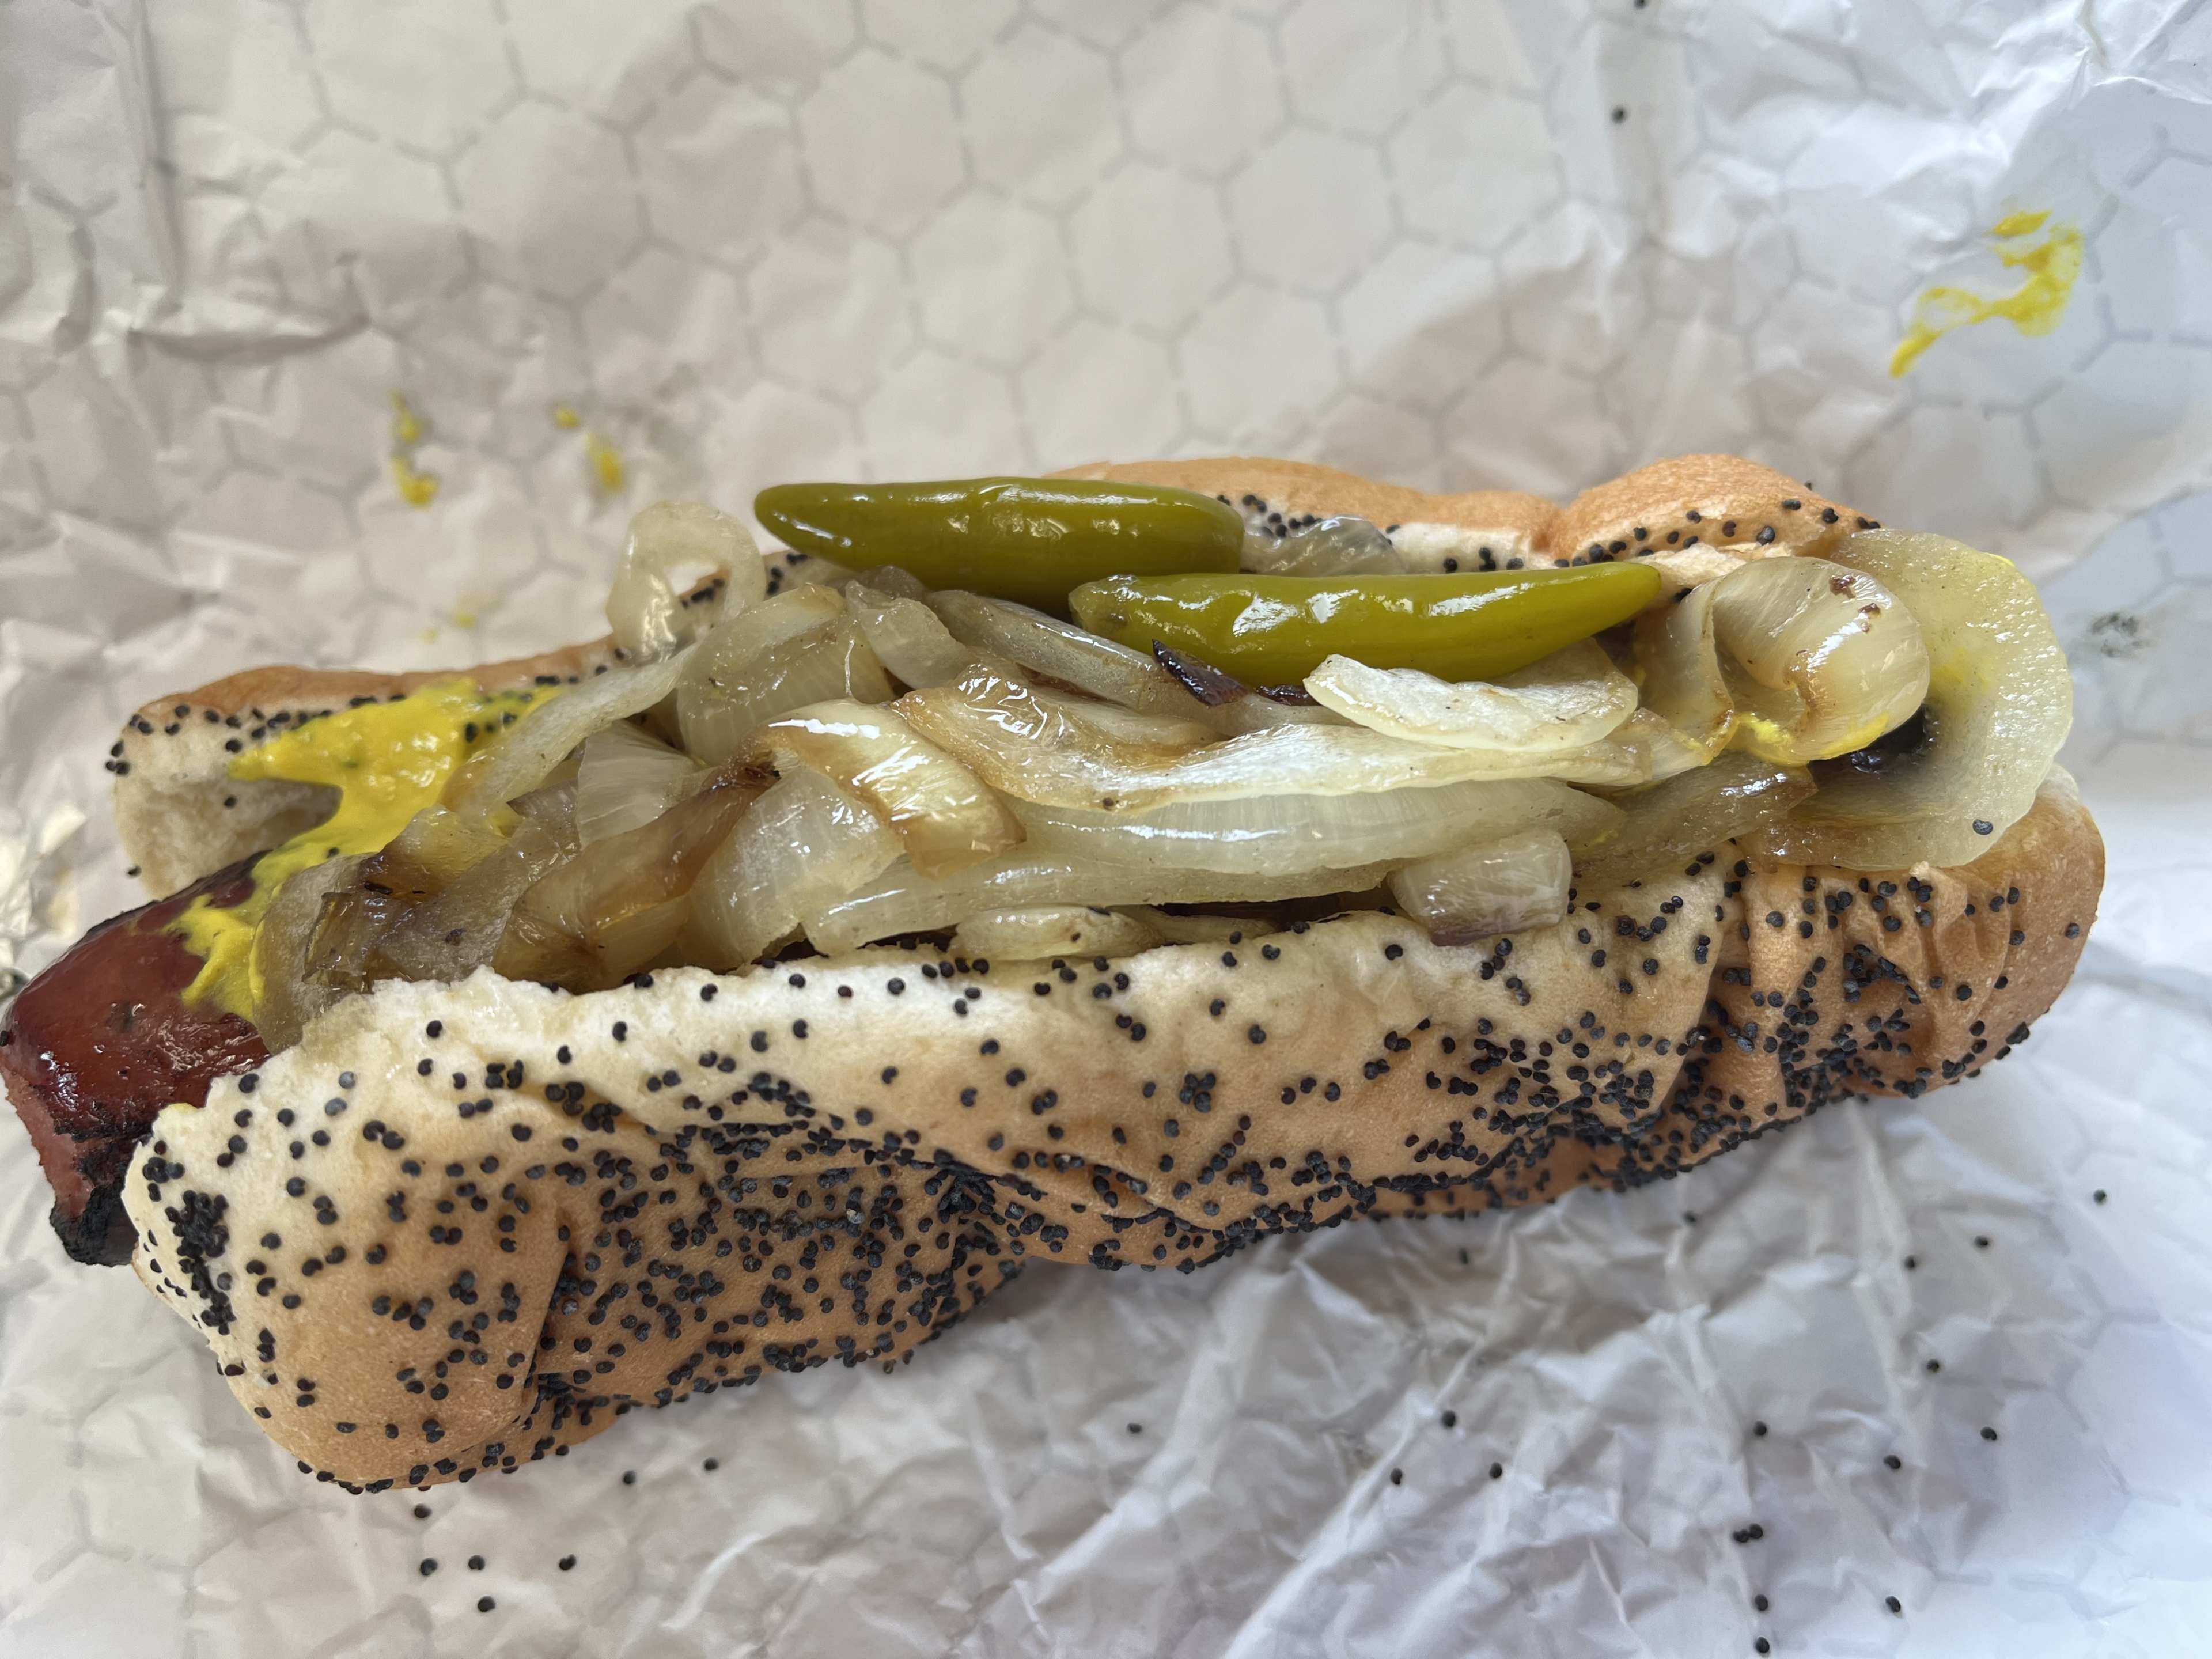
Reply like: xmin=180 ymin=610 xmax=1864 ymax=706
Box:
xmin=1753 ymin=1595 xmax=1769 ymax=1613
xmin=477 ymin=1596 xmax=495 ymax=1613
xmin=419 ymin=1559 xmax=437 ymax=1577
xmin=1982 ymin=1427 xmax=1999 ymax=1441
xmin=558 ymin=1555 xmax=576 ymax=1571
xmin=1389 ymin=1468 xmax=1404 ymax=1485
xmin=1887 ymin=1596 xmax=1903 ymax=1614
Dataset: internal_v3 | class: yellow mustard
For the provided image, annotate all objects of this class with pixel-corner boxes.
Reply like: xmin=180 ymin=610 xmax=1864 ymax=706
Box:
xmin=171 ymin=676 xmax=557 ymax=1021
xmin=1891 ymin=211 xmax=2082 ymax=377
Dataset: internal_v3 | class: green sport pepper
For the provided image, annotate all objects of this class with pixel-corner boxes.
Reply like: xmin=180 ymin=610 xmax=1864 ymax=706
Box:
xmin=1068 ymin=563 xmax=1663 ymax=686
xmin=754 ymin=478 xmax=1245 ymax=616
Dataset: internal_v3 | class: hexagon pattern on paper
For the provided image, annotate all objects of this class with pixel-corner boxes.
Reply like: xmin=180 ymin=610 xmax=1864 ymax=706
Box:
xmin=3 ymin=2 xmax=2212 ymax=1656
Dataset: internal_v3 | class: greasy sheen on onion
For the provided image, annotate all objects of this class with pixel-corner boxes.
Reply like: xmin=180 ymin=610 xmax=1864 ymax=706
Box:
xmin=1710 ymin=555 xmax=1929 ymax=763
xmin=1573 ymin=751 xmax=1815 ymax=891
xmin=846 ymin=582 xmax=976 ymax=688
xmin=802 ymin=853 xmax=1401 ymax=953
xmin=607 ymin=500 xmax=764 ymax=660
xmin=1758 ymin=530 xmax=2072 ymax=870
xmin=452 ymin=646 xmax=696 ymax=816
xmin=897 ymin=666 xmax=1648 ymax=813
xmin=1304 ymin=639 xmax=1638 ymax=753
xmin=1008 ymin=777 xmax=1618 ymax=876
xmin=927 ymin=590 xmax=1199 ymax=717
xmin=752 ymin=699 xmax=1023 ymax=878
xmin=948 ymin=906 xmax=1166 ymax=961
xmin=574 ymin=721 xmax=699 ymax=844
xmin=1243 ymin=516 xmax=1397 ymax=576
xmin=688 ymin=768 xmax=902 ymax=967
xmin=1387 ymin=829 xmax=1572 ymax=945
xmin=494 ymin=771 xmax=765 ymax=990
xmin=679 ymin=608 xmax=894 ymax=764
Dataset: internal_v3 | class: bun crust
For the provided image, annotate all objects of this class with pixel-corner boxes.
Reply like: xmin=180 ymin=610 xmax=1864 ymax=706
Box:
xmin=112 ymin=457 xmax=2103 ymax=1490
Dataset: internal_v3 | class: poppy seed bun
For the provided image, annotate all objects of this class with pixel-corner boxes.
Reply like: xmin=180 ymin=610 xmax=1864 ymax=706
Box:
xmin=112 ymin=457 xmax=2102 ymax=1490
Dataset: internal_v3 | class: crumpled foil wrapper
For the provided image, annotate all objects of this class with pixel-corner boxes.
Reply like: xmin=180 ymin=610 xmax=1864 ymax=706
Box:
xmin=4 ymin=1 xmax=2211 ymax=1653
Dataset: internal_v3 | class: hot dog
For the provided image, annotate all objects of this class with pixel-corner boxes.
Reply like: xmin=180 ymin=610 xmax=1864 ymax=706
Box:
xmin=2 ymin=454 xmax=2102 ymax=1491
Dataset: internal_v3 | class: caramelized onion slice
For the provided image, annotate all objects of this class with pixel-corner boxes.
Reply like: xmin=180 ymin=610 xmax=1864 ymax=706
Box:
xmin=1710 ymin=555 xmax=1930 ymax=763
xmin=608 ymin=501 xmax=764 ymax=659
xmin=252 ymin=855 xmax=371 ymax=1052
xmin=897 ymin=668 xmax=1647 ymax=812
xmin=680 ymin=618 xmax=893 ymax=765
xmin=1574 ymin=752 xmax=1813 ymax=891
xmin=1009 ymin=777 xmax=1618 ymax=876
xmin=949 ymin=906 xmax=1165 ymax=961
xmin=1243 ymin=516 xmax=1397 ymax=576
xmin=494 ymin=772 xmax=764 ymax=990
xmin=1633 ymin=580 xmax=1736 ymax=763
xmin=804 ymin=854 xmax=1399 ymax=953
xmin=1758 ymin=530 xmax=2071 ymax=870
xmin=753 ymin=699 xmax=1022 ymax=877
xmin=454 ymin=647 xmax=696 ymax=815
xmin=689 ymin=769 xmax=902 ymax=968
xmin=846 ymin=583 xmax=977 ymax=688
xmin=927 ymin=590 xmax=1198 ymax=716
xmin=1389 ymin=830 xmax=1572 ymax=945
xmin=375 ymin=819 xmax=576 ymax=987
xmin=1305 ymin=639 xmax=1638 ymax=752
xmin=575 ymin=721 xmax=699 ymax=844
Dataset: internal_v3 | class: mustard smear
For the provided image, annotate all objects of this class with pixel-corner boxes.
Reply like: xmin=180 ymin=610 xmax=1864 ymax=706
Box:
xmin=390 ymin=392 xmax=441 ymax=506
xmin=1890 ymin=211 xmax=2082 ymax=376
xmin=550 ymin=402 xmax=582 ymax=430
xmin=171 ymin=678 xmax=556 ymax=1021
xmin=391 ymin=452 xmax=442 ymax=507
xmin=390 ymin=391 xmax=427 ymax=447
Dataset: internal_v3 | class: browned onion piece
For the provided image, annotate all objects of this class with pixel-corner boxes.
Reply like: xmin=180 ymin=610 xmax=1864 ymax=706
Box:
xmin=897 ymin=668 xmax=1646 ymax=813
xmin=679 ymin=614 xmax=893 ymax=765
xmin=688 ymin=770 xmax=902 ymax=968
xmin=493 ymin=772 xmax=765 ymax=990
xmin=1388 ymin=830 xmax=1572 ymax=945
xmin=1709 ymin=555 xmax=1929 ymax=763
xmin=1758 ymin=530 xmax=2071 ymax=869
xmin=608 ymin=500 xmax=763 ymax=659
xmin=752 ymin=699 xmax=1023 ymax=878
xmin=252 ymin=855 xmax=370 ymax=1052
xmin=1574 ymin=752 xmax=1814 ymax=891
xmin=804 ymin=854 xmax=1400 ymax=953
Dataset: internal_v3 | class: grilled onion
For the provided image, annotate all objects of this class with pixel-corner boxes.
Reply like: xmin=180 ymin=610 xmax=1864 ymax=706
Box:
xmin=1759 ymin=531 xmax=2071 ymax=870
xmin=752 ymin=699 xmax=1022 ymax=877
xmin=689 ymin=769 xmax=902 ymax=967
xmin=804 ymin=854 xmax=1400 ymax=953
xmin=1710 ymin=555 xmax=1929 ymax=763
xmin=1388 ymin=830 xmax=1572 ymax=945
xmin=453 ymin=647 xmax=696 ymax=815
xmin=679 ymin=612 xmax=894 ymax=764
xmin=846 ymin=583 xmax=977 ymax=688
xmin=574 ymin=721 xmax=699 ymax=844
xmin=375 ymin=819 xmax=576 ymax=986
xmin=1305 ymin=639 xmax=1638 ymax=752
xmin=1009 ymin=777 xmax=1617 ymax=876
xmin=1632 ymin=580 xmax=1736 ymax=763
xmin=252 ymin=855 xmax=371 ymax=1052
xmin=608 ymin=500 xmax=763 ymax=659
xmin=897 ymin=668 xmax=1647 ymax=813
xmin=1575 ymin=752 xmax=1814 ymax=891
xmin=927 ymin=590 xmax=1196 ymax=717
xmin=948 ymin=906 xmax=1165 ymax=960
xmin=494 ymin=772 xmax=764 ymax=990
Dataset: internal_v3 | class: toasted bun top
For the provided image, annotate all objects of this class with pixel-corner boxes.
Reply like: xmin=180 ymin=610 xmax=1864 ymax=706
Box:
xmin=101 ymin=452 xmax=2104 ymax=1491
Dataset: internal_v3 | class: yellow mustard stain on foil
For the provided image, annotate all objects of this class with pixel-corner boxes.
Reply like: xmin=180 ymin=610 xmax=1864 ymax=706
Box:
xmin=550 ymin=402 xmax=582 ymax=430
xmin=171 ymin=678 xmax=557 ymax=1021
xmin=585 ymin=432 xmax=626 ymax=494
xmin=1890 ymin=210 xmax=2082 ymax=376
xmin=389 ymin=391 xmax=441 ymax=506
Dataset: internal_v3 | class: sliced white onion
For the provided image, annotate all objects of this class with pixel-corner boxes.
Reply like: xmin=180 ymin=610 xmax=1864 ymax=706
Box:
xmin=897 ymin=668 xmax=1647 ymax=813
xmin=1758 ymin=531 xmax=2072 ymax=870
xmin=804 ymin=854 xmax=1401 ymax=953
xmin=494 ymin=773 xmax=764 ymax=989
xmin=1119 ymin=907 xmax=1255 ymax=944
xmin=1389 ymin=830 xmax=1572 ymax=945
xmin=926 ymin=590 xmax=1197 ymax=717
xmin=574 ymin=721 xmax=700 ymax=844
xmin=689 ymin=769 xmax=902 ymax=968
xmin=948 ymin=906 xmax=1165 ymax=961
xmin=846 ymin=583 xmax=980 ymax=688
xmin=1305 ymin=639 xmax=1638 ymax=753
xmin=453 ymin=647 xmax=696 ymax=815
xmin=679 ymin=597 xmax=895 ymax=763
xmin=1009 ymin=777 xmax=1618 ymax=876
xmin=1711 ymin=555 xmax=1930 ymax=763
xmin=752 ymin=699 xmax=1024 ymax=877
xmin=252 ymin=855 xmax=370 ymax=1051
xmin=1633 ymin=581 xmax=1736 ymax=763
xmin=608 ymin=501 xmax=765 ymax=660
xmin=1574 ymin=752 xmax=1815 ymax=891
xmin=376 ymin=819 xmax=577 ymax=985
